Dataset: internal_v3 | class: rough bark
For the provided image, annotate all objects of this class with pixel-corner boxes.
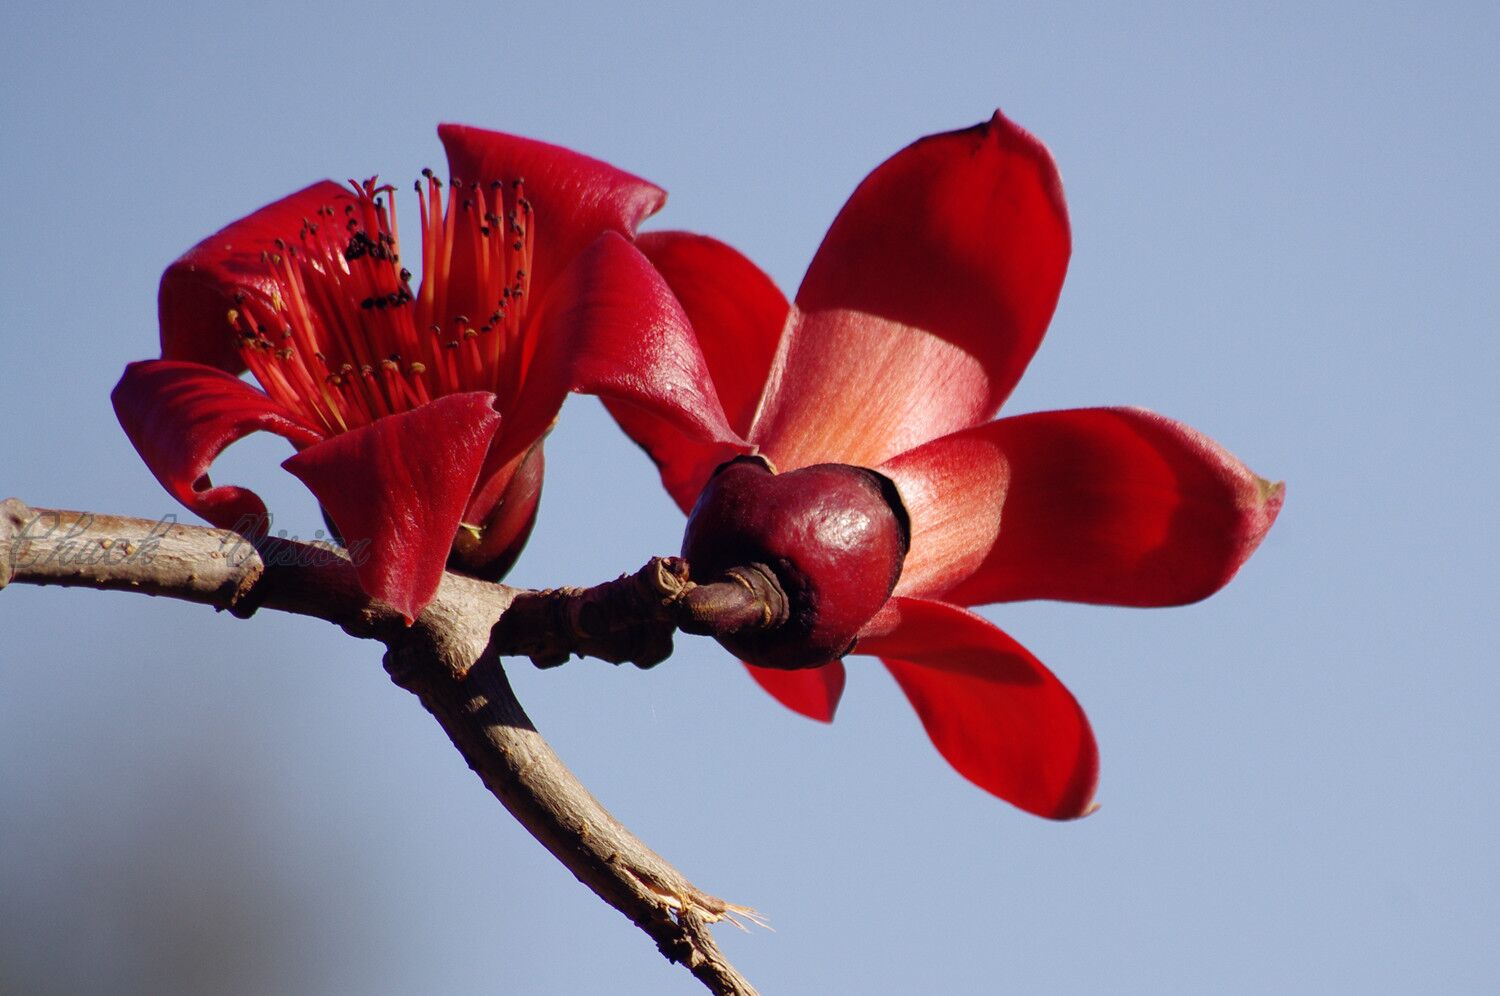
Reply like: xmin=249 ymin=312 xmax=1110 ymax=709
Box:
xmin=0 ymin=498 xmax=760 ymax=996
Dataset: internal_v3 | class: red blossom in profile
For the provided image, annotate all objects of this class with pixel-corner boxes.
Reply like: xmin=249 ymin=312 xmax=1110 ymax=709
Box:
xmin=606 ymin=111 xmax=1284 ymax=819
xmin=113 ymin=125 xmax=740 ymax=622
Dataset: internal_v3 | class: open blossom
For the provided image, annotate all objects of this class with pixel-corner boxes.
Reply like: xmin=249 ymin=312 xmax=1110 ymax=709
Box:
xmin=607 ymin=111 xmax=1283 ymax=818
xmin=113 ymin=125 xmax=739 ymax=621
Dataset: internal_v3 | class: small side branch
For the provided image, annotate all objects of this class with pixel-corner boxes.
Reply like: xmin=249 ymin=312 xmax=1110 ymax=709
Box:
xmin=0 ymin=499 xmax=759 ymax=996
xmin=493 ymin=557 xmax=788 ymax=669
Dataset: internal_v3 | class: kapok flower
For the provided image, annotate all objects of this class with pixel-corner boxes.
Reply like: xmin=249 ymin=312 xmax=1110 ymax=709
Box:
xmin=113 ymin=125 xmax=740 ymax=622
xmin=605 ymin=111 xmax=1283 ymax=819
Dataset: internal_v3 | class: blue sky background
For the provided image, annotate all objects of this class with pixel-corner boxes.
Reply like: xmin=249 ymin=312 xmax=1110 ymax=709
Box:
xmin=2 ymin=2 xmax=1496 ymax=992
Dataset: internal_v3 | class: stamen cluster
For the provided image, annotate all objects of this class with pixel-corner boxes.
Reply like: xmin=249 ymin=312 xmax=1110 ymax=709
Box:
xmin=227 ymin=173 xmax=536 ymax=434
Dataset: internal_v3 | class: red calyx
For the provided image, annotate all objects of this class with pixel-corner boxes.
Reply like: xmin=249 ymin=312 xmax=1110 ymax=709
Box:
xmin=681 ymin=456 xmax=910 ymax=669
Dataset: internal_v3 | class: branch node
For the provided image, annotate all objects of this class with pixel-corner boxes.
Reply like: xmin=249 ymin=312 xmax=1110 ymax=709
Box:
xmin=491 ymin=556 xmax=691 ymax=669
xmin=491 ymin=556 xmax=789 ymax=674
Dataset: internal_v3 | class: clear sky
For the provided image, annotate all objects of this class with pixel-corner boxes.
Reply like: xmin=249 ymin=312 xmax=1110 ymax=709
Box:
xmin=2 ymin=2 xmax=1496 ymax=993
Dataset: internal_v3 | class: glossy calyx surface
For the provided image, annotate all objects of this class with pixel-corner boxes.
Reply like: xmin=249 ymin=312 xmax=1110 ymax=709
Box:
xmin=681 ymin=456 xmax=909 ymax=668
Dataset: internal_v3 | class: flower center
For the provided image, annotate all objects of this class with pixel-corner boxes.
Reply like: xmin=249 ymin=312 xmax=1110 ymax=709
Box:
xmin=227 ymin=173 xmax=536 ymax=435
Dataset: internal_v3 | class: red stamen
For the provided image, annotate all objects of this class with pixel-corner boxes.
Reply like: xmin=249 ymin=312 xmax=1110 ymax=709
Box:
xmin=229 ymin=168 xmax=539 ymax=435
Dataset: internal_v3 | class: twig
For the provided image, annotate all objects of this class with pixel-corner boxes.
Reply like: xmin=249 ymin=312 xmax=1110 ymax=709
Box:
xmin=0 ymin=498 xmax=759 ymax=996
xmin=492 ymin=557 xmax=787 ymax=669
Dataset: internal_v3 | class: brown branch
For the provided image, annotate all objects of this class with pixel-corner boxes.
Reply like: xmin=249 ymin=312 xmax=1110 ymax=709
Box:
xmin=493 ymin=559 xmax=788 ymax=669
xmin=0 ymin=498 xmax=760 ymax=996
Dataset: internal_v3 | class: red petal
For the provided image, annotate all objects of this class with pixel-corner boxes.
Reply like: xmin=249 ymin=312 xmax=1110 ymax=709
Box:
xmin=439 ymin=123 xmax=666 ymax=315
xmin=605 ymin=405 xmax=749 ymax=513
xmin=793 ymin=110 xmax=1070 ymax=417
xmin=858 ymin=598 xmax=1098 ymax=819
xmin=283 ymin=392 xmax=502 ymax=623
xmin=501 ymin=233 xmax=748 ymax=489
xmin=635 ymin=231 xmax=788 ymax=437
xmin=112 ymin=359 xmax=324 ymax=530
xmin=159 ymin=181 xmax=357 ymax=373
xmin=744 ymin=661 xmax=847 ymax=723
xmin=749 ymin=308 xmax=992 ymax=470
xmin=606 ymin=231 xmax=786 ymax=508
xmin=881 ymin=408 xmax=1284 ymax=606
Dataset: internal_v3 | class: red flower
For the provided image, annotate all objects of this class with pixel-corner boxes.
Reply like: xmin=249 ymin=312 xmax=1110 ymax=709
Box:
xmin=114 ymin=126 xmax=740 ymax=622
xmin=606 ymin=111 xmax=1284 ymax=819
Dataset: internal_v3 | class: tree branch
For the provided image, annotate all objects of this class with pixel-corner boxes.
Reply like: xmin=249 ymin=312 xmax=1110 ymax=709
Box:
xmin=491 ymin=558 xmax=787 ymax=669
xmin=0 ymin=498 xmax=760 ymax=996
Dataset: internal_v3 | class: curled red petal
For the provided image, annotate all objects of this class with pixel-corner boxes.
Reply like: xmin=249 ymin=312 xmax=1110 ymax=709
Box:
xmin=606 ymin=406 xmax=749 ymax=513
xmin=111 ymin=359 xmax=324 ymax=531
xmin=858 ymin=597 xmax=1098 ymax=819
xmin=159 ymin=181 xmax=356 ymax=373
xmin=502 ymin=232 xmax=749 ymax=487
xmin=635 ymin=231 xmax=788 ymax=437
xmin=282 ymin=392 xmax=502 ymax=623
xmin=438 ymin=123 xmax=666 ymax=316
xmin=743 ymin=660 xmax=847 ymax=723
xmin=793 ymin=110 xmax=1070 ymax=417
xmin=606 ymin=231 xmax=785 ymax=509
xmin=881 ymin=408 xmax=1284 ymax=606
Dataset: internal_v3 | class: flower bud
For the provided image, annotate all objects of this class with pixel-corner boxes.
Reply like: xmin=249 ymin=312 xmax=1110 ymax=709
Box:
xmin=681 ymin=456 xmax=909 ymax=668
xmin=447 ymin=441 xmax=546 ymax=582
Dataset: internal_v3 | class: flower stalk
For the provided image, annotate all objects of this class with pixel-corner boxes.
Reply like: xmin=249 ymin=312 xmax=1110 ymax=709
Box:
xmin=491 ymin=557 xmax=789 ymax=669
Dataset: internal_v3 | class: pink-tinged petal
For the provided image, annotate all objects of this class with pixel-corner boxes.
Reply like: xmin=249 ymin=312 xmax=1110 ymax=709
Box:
xmin=501 ymin=233 xmax=749 ymax=490
xmin=744 ymin=660 xmax=847 ymax=723
xmin=283 ymin=392 xmax=501 ymax=623
xmin=112 ymin=359 xmax=324 ymax=531
xmin=793 ymin=110 xmax=1071 ymax=417
xmin=159 ymin=181 xmax=356 ymax=373
xmin=858 ymin=597 xmax=1098 ymax=819
xmin=439 ymin=123 xmax=666 ymax=313
xmin=749 ymin=308 xmax=991 ymax=470
xmin=881 ymin=408 xmax=1284 ymax=606
xmin=635 ymin=231 xmax=788 ymax=437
